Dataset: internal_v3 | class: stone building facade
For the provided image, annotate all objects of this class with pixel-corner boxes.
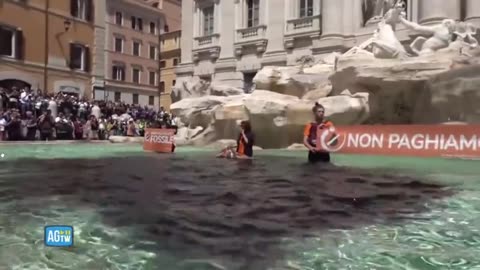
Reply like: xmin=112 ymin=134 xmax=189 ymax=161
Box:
xmin=151 ymin=0 xmax=182 ymax=109
xmin=97 ymin=0 xmax=166 ymax=108
xmin=92 ymin=0 xmax=181 ymax=109
xmin=176 ymin=0 xmax=480 ymax=92
xmin=159 ymin=30 xmax=181 ymax=109
xmin=0 ymin=0 xmax=96 ymax=97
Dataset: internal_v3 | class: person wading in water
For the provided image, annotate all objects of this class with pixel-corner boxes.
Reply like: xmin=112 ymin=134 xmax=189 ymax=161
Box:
xmin=217 ymin=120 xmax=255 ymax=159
xmin=303 ymin=103 xmax=337 ymax=163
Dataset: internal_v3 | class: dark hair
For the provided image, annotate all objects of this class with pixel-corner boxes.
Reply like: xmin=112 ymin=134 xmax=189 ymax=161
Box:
xmin=312 ymin=102 xmax=325 ymax=113
xmin=240 ymin=120 xmax=252 ymax=133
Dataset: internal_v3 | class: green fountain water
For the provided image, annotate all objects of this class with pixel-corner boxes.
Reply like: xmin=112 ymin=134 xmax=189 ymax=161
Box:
xmin=0 ymin=144 xmax=479 ymax=270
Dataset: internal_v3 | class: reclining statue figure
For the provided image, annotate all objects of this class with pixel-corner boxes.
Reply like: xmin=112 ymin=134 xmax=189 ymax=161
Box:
xmin=399 ymin=15 xmax=456 ymax=55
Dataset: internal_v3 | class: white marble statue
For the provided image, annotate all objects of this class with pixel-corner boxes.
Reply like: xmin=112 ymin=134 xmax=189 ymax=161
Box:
xmin=399 ymin=16 xmax=456 ymax=55
xmin=454 ymin=22 xmax=479 ymax=48
xmin=363 ymin=0 xmax=397 ymax=26
xmin=345 ymin=0 xmax=407 ymax=59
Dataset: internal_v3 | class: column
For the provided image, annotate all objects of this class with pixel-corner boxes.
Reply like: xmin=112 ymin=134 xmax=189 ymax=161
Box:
xmin=264 ymin=0 xmax=286 ymax=53
xmin=418 ymin=0 xmax=460 ymax=24
xmin=465 ymin=0 xmax=480 ymax=27
xmin=321 ymin=0 xmax=344 ymax=37
xmin=180 ymin=0 xmax=194 ymax=64
xmin=341 ymin=0 xmax=356 ymax=35
xmin=219 ymin=0 xmax=235 ymax=59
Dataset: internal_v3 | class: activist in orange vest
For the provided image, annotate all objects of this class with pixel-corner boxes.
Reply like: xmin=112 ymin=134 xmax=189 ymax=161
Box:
xmin=217 ymin=120 xmax=255 ymax=159
xmin=303 ymin=102 xmax=337 ymax=163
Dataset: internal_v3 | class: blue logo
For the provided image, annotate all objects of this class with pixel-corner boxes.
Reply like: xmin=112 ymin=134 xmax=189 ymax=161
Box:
xmin=44 ymin=226 xmax=74 ymax=247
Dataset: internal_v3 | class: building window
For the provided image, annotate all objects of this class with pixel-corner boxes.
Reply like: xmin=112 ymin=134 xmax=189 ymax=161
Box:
xmin=246 ymin=0 xmax=260 ymax=27
xmin=0 ymin=26 xmax=23 ymax=59
xmin=114 ymin=92 xmax=121 ymax=102
xmin=131 ymin=16 xmax=136 ymax=29
xmin=173 ymin=58 xmax=179 ymax=66
xmin=133 ymin=41 xmax=141 ymax=56
xmin=172 ymin=80 xmax=176 ymax=87
xmin=132 ymin=68 xmax=141 ymax=83
xmin=70 ymin=43 xmax=89 ymax=72
xmin=131 ymin=16 xmax=143 ymax=31
xmin=150 ymin=22 xmax=156 ymax=34
xmin=112 ymin=65 xmax=125 ymax=81
xmin=114 ymin=37 xmax=123 ymax=52
xmin=70 ymin=0 xmax=92 ymax=21
xmin=202 ymin=6 xmax=214 ymax=36
xmin=115 ymin=12 xmax=122 ymax=25
xmin=132 ymin=93 xmax=139 ymax=104
xmin=164 ymin=24 xmax=169 ymax=33
xmin=149 ymin=96 xmax=154 ymax=105
xmin=149 ymin=45 xmax=156 ymax=60
xmin=159 ymin=81 xmax=165 ymax=92
xmin=160 ymin=60 xmax=166 ymax=68
xmin=149 ymin=71 xmax=157 ymax=85
xmin=299 ymin=0 xmax=313 ymax=17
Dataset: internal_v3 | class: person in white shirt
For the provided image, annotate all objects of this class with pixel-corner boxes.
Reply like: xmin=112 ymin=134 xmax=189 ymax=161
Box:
xmin=91 ymin=102 xmax=101 ymax=119
xmin=0 ymin=113 xmax=6 ymax=141
xmin=48 ymin=97 xmax=57 ymax=119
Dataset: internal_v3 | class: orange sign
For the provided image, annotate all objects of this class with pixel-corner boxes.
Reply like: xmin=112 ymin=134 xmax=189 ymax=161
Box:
xmin=143 ymin=128 xmax=176 ymax=153
xmin=316 ymin=125 xmax=480 ymax=159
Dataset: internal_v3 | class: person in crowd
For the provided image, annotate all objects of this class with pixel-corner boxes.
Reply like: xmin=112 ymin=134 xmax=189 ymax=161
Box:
xmin=0 ymin=86 xmax=175 ymax=141
xmin=8 ymin=87 xmax=20 ymax=109
xmin=25 ymin=111 xmax=37 ymax=140
xmin=98 ymin=116 xmax=106 ymax=140
xmin=0 ymin=89 xmax=4 ymax=112
xmin=87 ymin=115 xmax=99 ymax=140
xmin=6 ymin=111 xmax=22 ymax=141
xmin=138 ymin=119 xmax=146 ymax=137
xmin=72 ymin=116 xmax=84 ymax=140
xmin=126 ymin=119 xmax=136 ymax=137
xmin=91 ymin=102 xmax=101 ymax=120
xmin=19 ymin=88 xmax=31 ymax=117
xmin=55 ymin=113 xmax=72 ymax=140
xmin=48 ymin=96 xmax=57 ymax=119
xmin=303 ymin=102 xmax=337 ymax=163
xmin=0 ymin=111 xmax=6 ymax=140
xmin=217 ymin=120 xmax=255 ymax=159
xmin=37 ymin=110 xmax=54 ymax=141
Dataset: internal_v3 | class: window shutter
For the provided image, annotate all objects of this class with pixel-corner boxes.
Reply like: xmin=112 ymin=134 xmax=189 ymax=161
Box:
xmin=138 ymin=18 xmax=143 ymax=31
xmin=112 ymin=67 xmax=116 ymax=80
xmin=84 ymin=46 xmax=90 ymax=72
xmin=71 ymin=0 xmax=78 ymax=17
xmin=131 ymin=16 xmax=136 ymax=29
xmin=69 ymin=43 xmax=75 ymax=69
xmin=86 ymin=0 xmax=94 ymax=22
xmin=15 ymin=29 xmax=24 ymax=60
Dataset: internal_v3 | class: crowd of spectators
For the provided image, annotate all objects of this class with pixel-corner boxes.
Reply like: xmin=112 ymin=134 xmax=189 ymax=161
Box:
xmin=0 ymin=87 xmax=177 ymax=141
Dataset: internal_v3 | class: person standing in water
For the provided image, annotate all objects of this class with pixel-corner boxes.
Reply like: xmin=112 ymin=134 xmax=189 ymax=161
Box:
xmin=217 ymin=120 xmax=255 ymax=159
xmin=303 ymin=103 xmax=337 ymax=163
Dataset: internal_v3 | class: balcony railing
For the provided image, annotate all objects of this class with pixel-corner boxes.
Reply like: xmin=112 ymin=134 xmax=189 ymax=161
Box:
xmin=285 ymin=14 xmax=321 ymax=36
xmin=236 ymin=25 xmax=267 ymax=43
xmin=194 ymin=33 xmax=220 ymax=49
